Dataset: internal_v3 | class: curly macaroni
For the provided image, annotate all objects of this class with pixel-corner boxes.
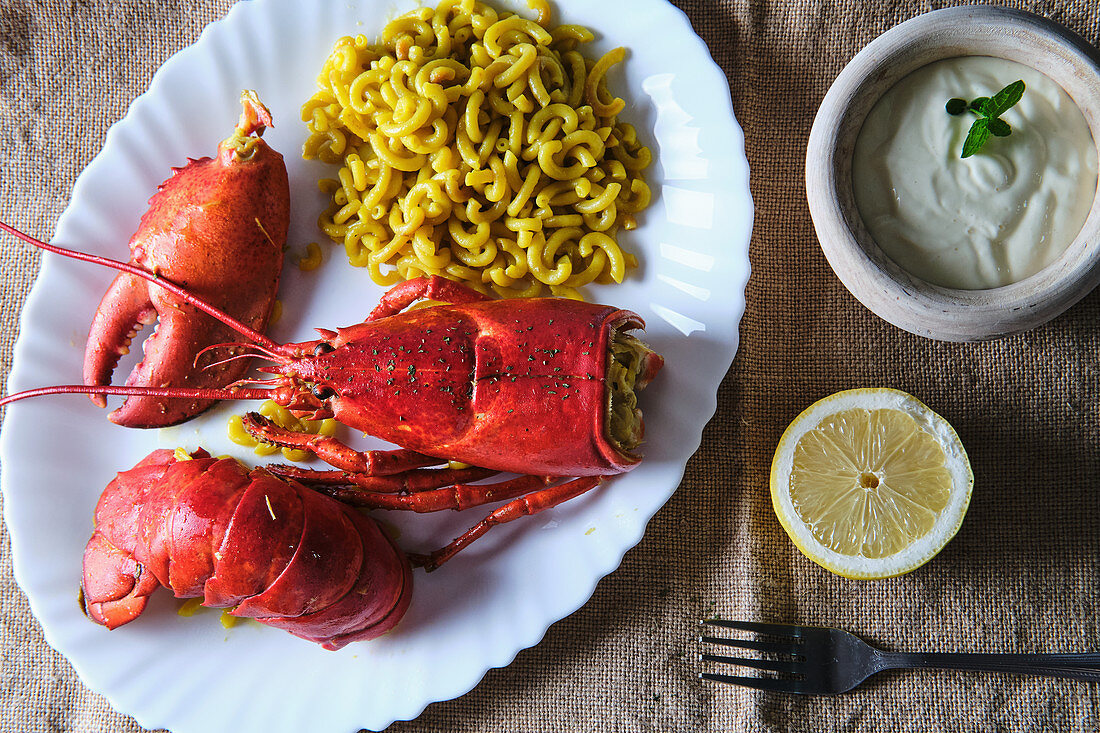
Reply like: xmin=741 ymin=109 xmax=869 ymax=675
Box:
xmin=301 ymin=0 xmax=651 ymax=299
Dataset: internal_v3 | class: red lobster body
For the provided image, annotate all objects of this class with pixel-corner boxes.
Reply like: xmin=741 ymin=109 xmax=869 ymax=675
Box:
xmin=0 ymin=247 xmax=664 ymax=575
xmin=82 ymin=449 xmax=411 ymax=650
xmin=285 ymin=297 xmax=651 ymax=477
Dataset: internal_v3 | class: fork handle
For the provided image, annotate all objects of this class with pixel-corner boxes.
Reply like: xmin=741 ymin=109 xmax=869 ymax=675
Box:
xmin=876 ymin=652 xmax=1100 ymax=682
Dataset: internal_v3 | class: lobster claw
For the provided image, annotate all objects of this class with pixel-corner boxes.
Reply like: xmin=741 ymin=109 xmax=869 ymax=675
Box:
xmin=80 ymin=90 xmax=289 ymax=428
xmin=83 ymin=271 xmax=235 ymax=427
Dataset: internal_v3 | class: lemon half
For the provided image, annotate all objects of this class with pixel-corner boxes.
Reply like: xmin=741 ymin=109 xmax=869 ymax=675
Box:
xmin=770 ymin=388 xmax=973 ymax=579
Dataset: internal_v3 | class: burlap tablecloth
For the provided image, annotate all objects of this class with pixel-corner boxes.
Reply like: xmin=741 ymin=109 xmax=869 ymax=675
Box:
xmin=2 ymin=0 xmax=1099 ymax=730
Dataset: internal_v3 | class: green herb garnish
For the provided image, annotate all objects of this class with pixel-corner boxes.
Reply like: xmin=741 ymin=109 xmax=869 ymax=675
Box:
xmin=945 ymin=80 xmax=1025 ymax=158
xmin=945 ymin=98 xmax=967 ymax=115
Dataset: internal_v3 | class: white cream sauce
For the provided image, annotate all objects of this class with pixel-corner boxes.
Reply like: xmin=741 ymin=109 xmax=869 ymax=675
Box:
xmin=852 ymin=56 xmax=1097 ymax=290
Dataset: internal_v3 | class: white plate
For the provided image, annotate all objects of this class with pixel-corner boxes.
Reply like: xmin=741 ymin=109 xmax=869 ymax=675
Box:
xmin=1 ymin=1 xmax=751 ymax=731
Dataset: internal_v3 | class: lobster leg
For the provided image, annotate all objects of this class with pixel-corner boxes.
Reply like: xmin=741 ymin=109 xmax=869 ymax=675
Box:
xmin=409 ymin=476 xmax=604 ymax=571
xmin=316 ymin=474 xmax=555 ymax=510
xmin=289 ymin=469 xmax=603 ymax=570
xmin=366 ymin=275 xmax=490 ymax=321
xmin=267 ymin=464 xmax=498 ymax=493
xmin=243 ymin=403 xmax=608 ymax=569
xmin=241 ymin=412 xmax=442 ymax=474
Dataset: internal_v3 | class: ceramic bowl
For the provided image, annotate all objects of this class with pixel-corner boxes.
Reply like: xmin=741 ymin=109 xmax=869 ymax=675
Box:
xmin=806 ymin=5 xmax=1100 ymax=341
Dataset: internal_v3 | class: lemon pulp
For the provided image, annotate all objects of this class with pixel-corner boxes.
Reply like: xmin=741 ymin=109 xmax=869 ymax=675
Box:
xmin=771 ymin=389 xmax=972 ymax=579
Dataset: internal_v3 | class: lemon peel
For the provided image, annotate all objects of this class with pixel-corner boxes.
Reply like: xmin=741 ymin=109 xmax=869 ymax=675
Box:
xmin=770 ymin=388 xmax=973 ymax=579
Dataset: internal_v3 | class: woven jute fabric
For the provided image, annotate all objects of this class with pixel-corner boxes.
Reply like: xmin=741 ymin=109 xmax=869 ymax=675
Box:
xmin=2 ymin=1 xmax=1099 ymax=730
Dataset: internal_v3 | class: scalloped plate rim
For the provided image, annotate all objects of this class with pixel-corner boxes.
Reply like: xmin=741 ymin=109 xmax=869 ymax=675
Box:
xmin=1 ymin=0 xmax=752 ymax=730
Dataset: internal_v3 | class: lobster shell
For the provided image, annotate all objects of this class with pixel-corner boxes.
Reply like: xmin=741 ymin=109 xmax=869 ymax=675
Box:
xmin=81 ymin=449 xmax=412 ymax=650
xmin=82 ymin=92 xmax=288 ymax=428
xmin=281 ymin=295 xmax=660 ymax=476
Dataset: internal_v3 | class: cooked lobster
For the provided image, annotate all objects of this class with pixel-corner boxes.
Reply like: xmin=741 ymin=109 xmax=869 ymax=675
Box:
xmin=0 ymin=227 xmax=662 ymax=569
xmin=82 ymin=448 xmax=411 ymax=650
xmin=83 ymin=90 xmax=288 ymax=428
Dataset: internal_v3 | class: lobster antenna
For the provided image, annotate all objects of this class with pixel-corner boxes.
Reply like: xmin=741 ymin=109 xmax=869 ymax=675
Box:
xmin=193 ymin=341 xmax=283 ymax=370
xmin=197 ymin=349 xmax=271 ymax=372
xmin=0 ymin=384 xmax=274 ymax=410
xmin=0 ymin=221 xmax=284 ymax=354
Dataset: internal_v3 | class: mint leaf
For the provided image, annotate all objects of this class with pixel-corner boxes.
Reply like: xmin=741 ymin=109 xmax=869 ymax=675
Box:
xmin=946 ymin=98 xmax=967 ymax=115
xmin=988 ymin=118 xmax=1011 ymax=137
xmin=984 ymin=80 xmax=1025 ymax=118
xmin=961 ymin=118 xmax=991 ymax=158
xmin=948 ymin=80 xmax=1025 ymax=157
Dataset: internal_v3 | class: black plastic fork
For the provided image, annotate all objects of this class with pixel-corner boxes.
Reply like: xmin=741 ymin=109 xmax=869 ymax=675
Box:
xmin=700 ymin=620 xmax=1100 ymax=694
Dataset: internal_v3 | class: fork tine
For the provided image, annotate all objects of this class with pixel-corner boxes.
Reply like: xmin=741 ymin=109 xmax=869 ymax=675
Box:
xmin=702 ymin=653 xmax=803 ymax=674
xmin=701 ymin=619 xmax=807 ymax=637
xmin=700 ymin=635 xmax=802 ymax=656
xmin=700 ymin=672 xmax=802 ymax=692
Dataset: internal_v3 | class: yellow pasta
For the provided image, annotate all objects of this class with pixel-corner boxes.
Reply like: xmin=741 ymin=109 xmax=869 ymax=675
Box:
xmin=301 ymin=0 xmax=650 ymax=299
xmin=297 ymin=242 xmax=324 ymax=271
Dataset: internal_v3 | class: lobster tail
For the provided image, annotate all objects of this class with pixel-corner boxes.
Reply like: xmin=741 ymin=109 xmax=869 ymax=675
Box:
xmin=257 ymin=507 xmax=412 ymax=649
xmin=81 ymin=531 xmax=159 ymax=629
xmin=81 ymin=449 xmax=177 ymax=628
xmin=80 ymin=450 xmax=412 ymax=648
